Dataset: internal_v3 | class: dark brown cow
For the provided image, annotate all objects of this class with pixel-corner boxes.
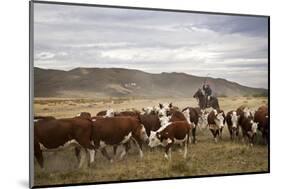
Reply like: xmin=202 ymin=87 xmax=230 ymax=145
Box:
xmin=226 ymin=110 xmax=239 ymax=140
xmin=139 ymin=114 xmax=161 ymax=137
xmin=90 ymin=117 xmax=148 ymax=161
xmin=254 ymin=105 xmax=268 ymax=144
xmin=148 ymin=121 xmax=192 ymax=160
xmin=34 ymin=117 xmax=94 ymax=168
xmin=207 ymin=109 xmax=225 ymax=142
xmin=240 ymin=116 xmax=258 ymax=146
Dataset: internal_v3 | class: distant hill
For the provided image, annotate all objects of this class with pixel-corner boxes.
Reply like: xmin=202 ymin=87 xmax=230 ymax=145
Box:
xmin=34 ymin=67 xmax=267 ymax=98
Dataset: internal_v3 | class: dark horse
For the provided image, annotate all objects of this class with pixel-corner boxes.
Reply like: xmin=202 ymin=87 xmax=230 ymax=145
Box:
xmin=193 ymin=88 xmax=220 ymax=110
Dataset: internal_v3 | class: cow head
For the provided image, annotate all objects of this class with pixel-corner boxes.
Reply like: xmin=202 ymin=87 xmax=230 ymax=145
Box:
xmin=231 ymin=111 xmax=239 ymax=128
xmin=247 ymin=120 xmax=258 ymax=145
xmin=243 ymin=107 xmax=253 ymax=118
xmin=148 ymin=131 xmax=162 ymax=147
xmin=158 ymin=108 xmax=168 ymax=117
xmin=159 ymin=115 xmax=171 ymax=127
xmin=138 ymin=124 xmax=149 ymax=142
xmin=214 ymin=112 xmax=225 ymax=128
xmin=251 ymin=120 xmax=258 ymax=134
xmin=198 ymin=110 xmax=209 ymax=128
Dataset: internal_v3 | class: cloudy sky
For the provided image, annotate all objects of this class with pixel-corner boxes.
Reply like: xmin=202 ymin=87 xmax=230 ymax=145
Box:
xmin=34 ymin=3 xmax=268 ymax=88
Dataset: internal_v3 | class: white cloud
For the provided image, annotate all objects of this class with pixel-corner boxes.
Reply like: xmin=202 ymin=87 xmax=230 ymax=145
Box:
xmin=33 ymin=3 xmax=268 ymax=88
xmin=35 ymin=52 xmax=55 ymax=60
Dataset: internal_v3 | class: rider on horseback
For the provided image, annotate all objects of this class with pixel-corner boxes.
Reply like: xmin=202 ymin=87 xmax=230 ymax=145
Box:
xmin=203 ymin=83 xmax=212 ymax=107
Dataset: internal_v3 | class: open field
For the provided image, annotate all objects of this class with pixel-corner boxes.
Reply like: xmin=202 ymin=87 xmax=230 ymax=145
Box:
xmin=33 ymin=97 xmax=268 ymax=186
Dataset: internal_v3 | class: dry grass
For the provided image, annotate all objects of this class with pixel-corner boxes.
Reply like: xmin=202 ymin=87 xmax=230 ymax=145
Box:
xmin=33 ymin=97 xmax=268 ymax=186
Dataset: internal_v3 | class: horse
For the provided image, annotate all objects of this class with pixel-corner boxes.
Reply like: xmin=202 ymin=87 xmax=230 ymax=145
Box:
xmin=193 ymin=88 xmax=220 ymax=110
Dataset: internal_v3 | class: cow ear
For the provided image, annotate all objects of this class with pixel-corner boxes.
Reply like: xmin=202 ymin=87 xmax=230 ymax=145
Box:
xmin=159 ymin=103 xmax=163 ymax=109
xmin=169 ymin=103 xmax=173 ymax=108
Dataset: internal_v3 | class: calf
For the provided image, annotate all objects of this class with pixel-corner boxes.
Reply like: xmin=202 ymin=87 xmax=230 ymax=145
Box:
xmin=226 ymin=111 xmax=239 ymax=140
xmin=148 ymin=121 xmax=192 ymax=160
xmin=34 ymin=117 xmax=95 ymax=168
xmin=90 ymin=117 xmax=148 ymax=162
xmin=254 ymin=105 xmax=268 ymax=144
xmin=207 ymin=109 xmax=225 ymax=143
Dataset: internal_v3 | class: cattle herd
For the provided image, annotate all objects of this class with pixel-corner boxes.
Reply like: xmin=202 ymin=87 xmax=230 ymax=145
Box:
xmin=34 ymin=103 xmax=268 ymax=170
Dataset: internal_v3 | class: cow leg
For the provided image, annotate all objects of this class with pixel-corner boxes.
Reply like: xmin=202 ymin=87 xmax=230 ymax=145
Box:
xmin=132 ymin=137 xmax=144 ymax=159
xmin=241 ymin=131 xmax=247 ymax=143
xmin=210 ymin=129 xmax=217 ymax=143
xmin=87 ymin=149 xmax=96 ymax=165
xmin=78 ymin=148 xmax=87 ymax=169
xmin=164 ymin=142 xmax=173 ymax=160
xmin=229 ymin=129 xmax=233 ymax=140
xmin=113 ymin=145 xmax=118 ymax=157
xmin=214 ymin=130 xmax=219 ymax=143
xmin=74 ymin=146 xmax=81 ymax=161
xmin=34 ymin=138 xmax=44 ymax=168
xmin=183 ymin=135 xmax=189 ymax=159
xmin=192 ymin=126 xmax=197 ymax=144
xmin=219 ymin=128 xmax=223 ymax=139
xmin=119 ymin=143 xmax=130 ymax=160
xmin=101 ymin=148 xmax=113 ymax=162
xmin=35 ymin=148 xmax=44 ymax=168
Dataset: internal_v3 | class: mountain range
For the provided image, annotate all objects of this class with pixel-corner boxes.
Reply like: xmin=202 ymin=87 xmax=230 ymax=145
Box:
xmin=34 ymin=67 xmax=267 ymax=98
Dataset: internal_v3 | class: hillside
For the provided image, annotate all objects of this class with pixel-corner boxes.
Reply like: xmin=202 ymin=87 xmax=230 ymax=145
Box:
xmin=34 ymin=67 xmax=267 ymax=98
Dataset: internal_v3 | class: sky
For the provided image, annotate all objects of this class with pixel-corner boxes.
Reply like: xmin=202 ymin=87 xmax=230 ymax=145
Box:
xmin=34 ymin=3 xmax=269 ymax=89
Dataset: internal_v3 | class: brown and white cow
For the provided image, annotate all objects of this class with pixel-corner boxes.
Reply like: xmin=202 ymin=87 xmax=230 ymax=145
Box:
xmin=34 ymin=117 xmax=95 ymax=168
xmin=226 ymin=110 xmax=239 ymax=140
xmin=148 ymin=121 xmax=192 ymax=160
xmin=240 ymin=116 xmax=258 ymax=146
xmin=90 ymin=117 xmax=148 ymax=162
xmin=182 ymin=107 xmax=199 ymax=143
xmin=207 ymin=109 xmax=225 ymax=143
xmin=254 ymin=105 xmax=268 ymax=144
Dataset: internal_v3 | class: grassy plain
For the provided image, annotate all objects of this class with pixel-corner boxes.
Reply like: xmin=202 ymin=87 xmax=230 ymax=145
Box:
xmin=33 ymin=97 xmax=268 ymax=186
